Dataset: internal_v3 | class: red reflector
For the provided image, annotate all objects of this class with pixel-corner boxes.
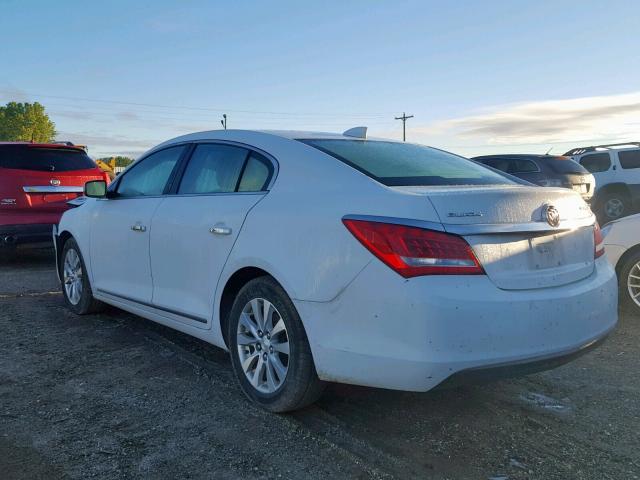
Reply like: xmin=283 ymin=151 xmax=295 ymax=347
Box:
xmin=594 ymin=222 xmax=605 ymax=259
xmin=343 ymin=219 xmax=484 ymax=278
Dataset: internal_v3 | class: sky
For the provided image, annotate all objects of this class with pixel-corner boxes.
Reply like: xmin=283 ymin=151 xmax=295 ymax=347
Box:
xmin=0 ymin=0 xmax=639 ymax=159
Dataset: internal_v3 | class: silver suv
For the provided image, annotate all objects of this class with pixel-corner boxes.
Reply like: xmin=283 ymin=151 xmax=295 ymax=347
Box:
xmin=565 ymin=142 xmax=640 ymax=223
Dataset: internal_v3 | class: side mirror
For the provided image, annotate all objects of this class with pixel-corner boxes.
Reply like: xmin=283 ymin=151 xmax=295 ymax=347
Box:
xmin=84 ymin=180 xmax=107 ymax=198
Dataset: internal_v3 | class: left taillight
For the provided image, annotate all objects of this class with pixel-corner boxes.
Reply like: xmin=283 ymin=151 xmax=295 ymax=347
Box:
xmin=342 ymin=219 xmax=484 ymax=278
xmin=594 ymin=222 xmax=605 ymax=259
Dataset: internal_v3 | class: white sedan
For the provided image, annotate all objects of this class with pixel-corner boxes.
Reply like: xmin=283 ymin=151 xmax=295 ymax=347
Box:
xmin=54 ymin=128 xmax=618 ymax=412
xmin=603 ymin=213 xmax=640 ymax=314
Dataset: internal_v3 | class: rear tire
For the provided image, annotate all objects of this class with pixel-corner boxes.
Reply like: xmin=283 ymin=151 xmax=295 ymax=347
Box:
xmin=598 ymin=192 xmax=629 ymax=222
xmin=619 ymin=250 xmax=640 ymax=315
xmin=228 ymin=276 xmax=325 ymax=412
xmin=60 ymin=238 xmax=104 ymax=315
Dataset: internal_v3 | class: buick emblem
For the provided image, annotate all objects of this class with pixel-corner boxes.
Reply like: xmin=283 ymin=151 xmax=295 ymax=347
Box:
xmin=544 ymin=204 xmax=560 ymax=227
xmin=50 ymin=179 xmax=61 ymax=186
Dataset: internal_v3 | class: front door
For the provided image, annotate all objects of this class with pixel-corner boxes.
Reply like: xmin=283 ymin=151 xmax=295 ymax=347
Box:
xmin=150 ymin=143 xmax=274 ymax=326
xmin=90 ymin=145 xmax=186 ymax=302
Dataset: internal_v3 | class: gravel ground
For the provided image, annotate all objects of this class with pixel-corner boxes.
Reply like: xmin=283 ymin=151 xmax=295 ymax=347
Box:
xmin=1 ymin=248 xmax=638 ymax=480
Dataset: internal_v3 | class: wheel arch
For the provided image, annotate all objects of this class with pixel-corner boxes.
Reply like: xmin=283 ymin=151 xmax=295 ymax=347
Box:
xmin=615 ymin=243 xmax=640 ymax=276
xmin=596 ymin=183 xmax=631 ymax=202
xmin=218 ymin=266 xmax=293 ymax=349
xmin=55 ymin=230 xmax=75 ymax=277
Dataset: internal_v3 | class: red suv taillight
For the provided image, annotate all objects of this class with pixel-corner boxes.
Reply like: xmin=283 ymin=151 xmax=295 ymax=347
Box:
xmin=594 ymin=222 xmax=605 ymax=259
xmin=343 ymin=219 xmax=484 ymax=278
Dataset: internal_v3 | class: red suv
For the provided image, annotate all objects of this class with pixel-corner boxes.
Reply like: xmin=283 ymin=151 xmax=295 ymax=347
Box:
xmin=0 ymin=142 xmax=109 ymax=247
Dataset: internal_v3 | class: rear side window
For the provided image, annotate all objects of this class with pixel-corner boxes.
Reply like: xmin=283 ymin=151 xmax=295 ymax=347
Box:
xmin=618 ymin=150 xmax=640 ymax=170
xmin=301 ymin=140 xmax=513 ymax=186
xmin=547 ymin=157 xmax=588 ymax=174
xmin=0 ymin=146 xmax=96 ymax=172
xmin=579 ymin=153 xmax=611 ymax=173
xmin=509 ymin=159 xmax=538 ymax=173
xmin=117 ymin=146 xmax=185 ymax=197
xmin=238 ymin=153 xmax=272 ymax=192
xmin=178 ymin=144 xmax=248 ymax=194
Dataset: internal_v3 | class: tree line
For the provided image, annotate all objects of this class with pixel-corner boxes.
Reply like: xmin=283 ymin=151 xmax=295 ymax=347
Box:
xmin=0 ymin=101 xmax=133 ymax=166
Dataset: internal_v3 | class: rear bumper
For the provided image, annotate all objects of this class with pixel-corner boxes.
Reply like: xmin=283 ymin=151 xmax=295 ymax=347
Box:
xmin=0 ymin=223 xmax=55 ymax=247
xmin=295 ymin=256 xmax=618 ymax=392
xmin=436 ymin=330 xmax=609 ymax=388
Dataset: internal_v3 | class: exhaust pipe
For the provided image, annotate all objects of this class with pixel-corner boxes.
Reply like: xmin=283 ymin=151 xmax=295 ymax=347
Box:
xmin=3 ymin=235 xmax=16 ymax=245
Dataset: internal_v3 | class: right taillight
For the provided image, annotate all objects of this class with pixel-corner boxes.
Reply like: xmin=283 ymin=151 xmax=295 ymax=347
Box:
xmin=594 ymin=222 xmax=605 ymax=259
xmin=343 ymin=219 xmax=484 ymax=278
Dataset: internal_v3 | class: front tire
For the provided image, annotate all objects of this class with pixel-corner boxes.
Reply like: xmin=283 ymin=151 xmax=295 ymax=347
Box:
xmin=61 ymin=238 xmax=104 ymax=315
xmin=619 ymin=250 xmax=640 ymax=315
xmin=228 ymin=277 xmax=325 ymax=412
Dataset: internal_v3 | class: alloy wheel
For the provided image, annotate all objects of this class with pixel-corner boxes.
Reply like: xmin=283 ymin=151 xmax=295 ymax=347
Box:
xmin=605 ymin=198 xmax=624 ymax=219
xmin=628 ymin=261 xmax=640 ymax=308
xmin=63 ymin=248 xmax=83 ymax=305
xmin=236 ymin=298 xmax=290 ymax=394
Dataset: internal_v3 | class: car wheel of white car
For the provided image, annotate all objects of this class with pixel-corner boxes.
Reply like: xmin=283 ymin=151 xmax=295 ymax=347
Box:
xmin=600 ymin=193 xmax=628 ymax=221
xmin=619 ymin=250 xmax=640 ymax=315
xmin=61 ymin=238 xmax=104 ymax=315
xmin=228 ymin=276 xmax=325 ymax=412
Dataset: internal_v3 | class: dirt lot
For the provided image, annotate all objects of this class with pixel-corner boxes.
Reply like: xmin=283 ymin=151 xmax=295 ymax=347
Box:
xmin=1 ymin=249 xmax=638 ymax=480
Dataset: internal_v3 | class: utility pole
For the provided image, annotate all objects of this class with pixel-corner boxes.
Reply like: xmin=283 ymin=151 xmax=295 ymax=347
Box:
xmin=394 ymin=112 xmax=413 ymax=141
xmin=220 ymin=114 xmax=227 ymax=130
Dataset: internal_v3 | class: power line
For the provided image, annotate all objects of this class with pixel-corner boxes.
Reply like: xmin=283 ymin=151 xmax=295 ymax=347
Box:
xmin=0 ymin=89 xmax=393 ymax=118
xmin=394 ymin=112 xmax=414 ymax=141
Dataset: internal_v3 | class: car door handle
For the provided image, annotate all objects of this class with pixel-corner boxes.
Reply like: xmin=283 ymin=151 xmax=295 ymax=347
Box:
xmin=209 ymin=225 xmax=232 ymax=235
xmin=131 ymin=224 xmax=147 ymax=232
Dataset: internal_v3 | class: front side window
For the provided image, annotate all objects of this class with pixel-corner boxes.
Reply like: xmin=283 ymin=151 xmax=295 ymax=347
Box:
xmin=480 ymin=158 xmax=510 ymax=173
xmin=579 ymin=153 xmax=611 ymax=173
xmin=117 ymin=146 xmax=185 ymax=197
xmin=618 ymin=150 xmax=640 ymax=170
xmin=300 ymin=140 xmax=513 ymax=186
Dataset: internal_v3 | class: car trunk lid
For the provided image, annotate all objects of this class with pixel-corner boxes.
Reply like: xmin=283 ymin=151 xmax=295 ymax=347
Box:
xmin=392 ymin=185 xmax=595 ymax=290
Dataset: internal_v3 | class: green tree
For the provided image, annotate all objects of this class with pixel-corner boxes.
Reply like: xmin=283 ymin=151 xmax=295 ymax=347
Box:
xmin=97 ymin=156 xmax=134 ymax=168
xmin=0 ymin=101 xmax=56 ymax=143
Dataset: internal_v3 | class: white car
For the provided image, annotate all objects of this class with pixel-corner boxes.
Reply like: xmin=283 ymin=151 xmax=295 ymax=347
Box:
xmin=603 ymin=213 xmax=640 ymax=314
xmin=54 ymin=128 xmax=618 ymax=412
xmin=565 ymin=142 xmax=640 ymax=222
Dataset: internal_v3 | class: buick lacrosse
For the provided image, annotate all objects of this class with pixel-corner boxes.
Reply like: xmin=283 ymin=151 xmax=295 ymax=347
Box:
xmin=54 ymin=128 xmax=618 ymax=412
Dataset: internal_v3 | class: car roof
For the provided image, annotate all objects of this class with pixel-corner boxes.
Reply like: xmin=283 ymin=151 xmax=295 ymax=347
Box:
xmin=0 ymin=142 xmax=86 ymax=150
xmin=258 ymin=130 xmax=364 ymax=140
xmin=472 ymin=154 xmax=569 ymax=161
xmin=151 ymin=129 xmax=406 ymax=155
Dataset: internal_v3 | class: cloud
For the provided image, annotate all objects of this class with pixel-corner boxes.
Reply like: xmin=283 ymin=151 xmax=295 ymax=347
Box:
xmin=0 ymin=86 xmax=29 ymax=102
xmin=55 ymin=131 xmax=157 ymax=158
xmin=51 ymin=110 xmax=94 ymax=120
xmin=116 ymin=111 xmax=139 ymax=121
xmin=412 ymin=91 xmax=640 ymax=146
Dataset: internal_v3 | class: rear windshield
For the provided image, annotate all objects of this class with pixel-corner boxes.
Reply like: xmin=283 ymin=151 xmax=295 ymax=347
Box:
xmin=0 ymin=145 xmax=96 ymax=172
xmin=300 ymin=140 xmax=513 ymax=186
xmin=546 ymin=156 xmax=588 ymax=174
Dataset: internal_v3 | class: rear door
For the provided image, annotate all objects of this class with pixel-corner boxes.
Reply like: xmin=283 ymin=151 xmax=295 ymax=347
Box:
xmin=90 ymin=145 xmax=186 ymax=303
xmin=578 ymin=152 xmax=616 ymax=191
xmin=149 ymin=143 xmax=273 ymax=326
xmin=616 ymin=149 xmax=640 ymax=187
